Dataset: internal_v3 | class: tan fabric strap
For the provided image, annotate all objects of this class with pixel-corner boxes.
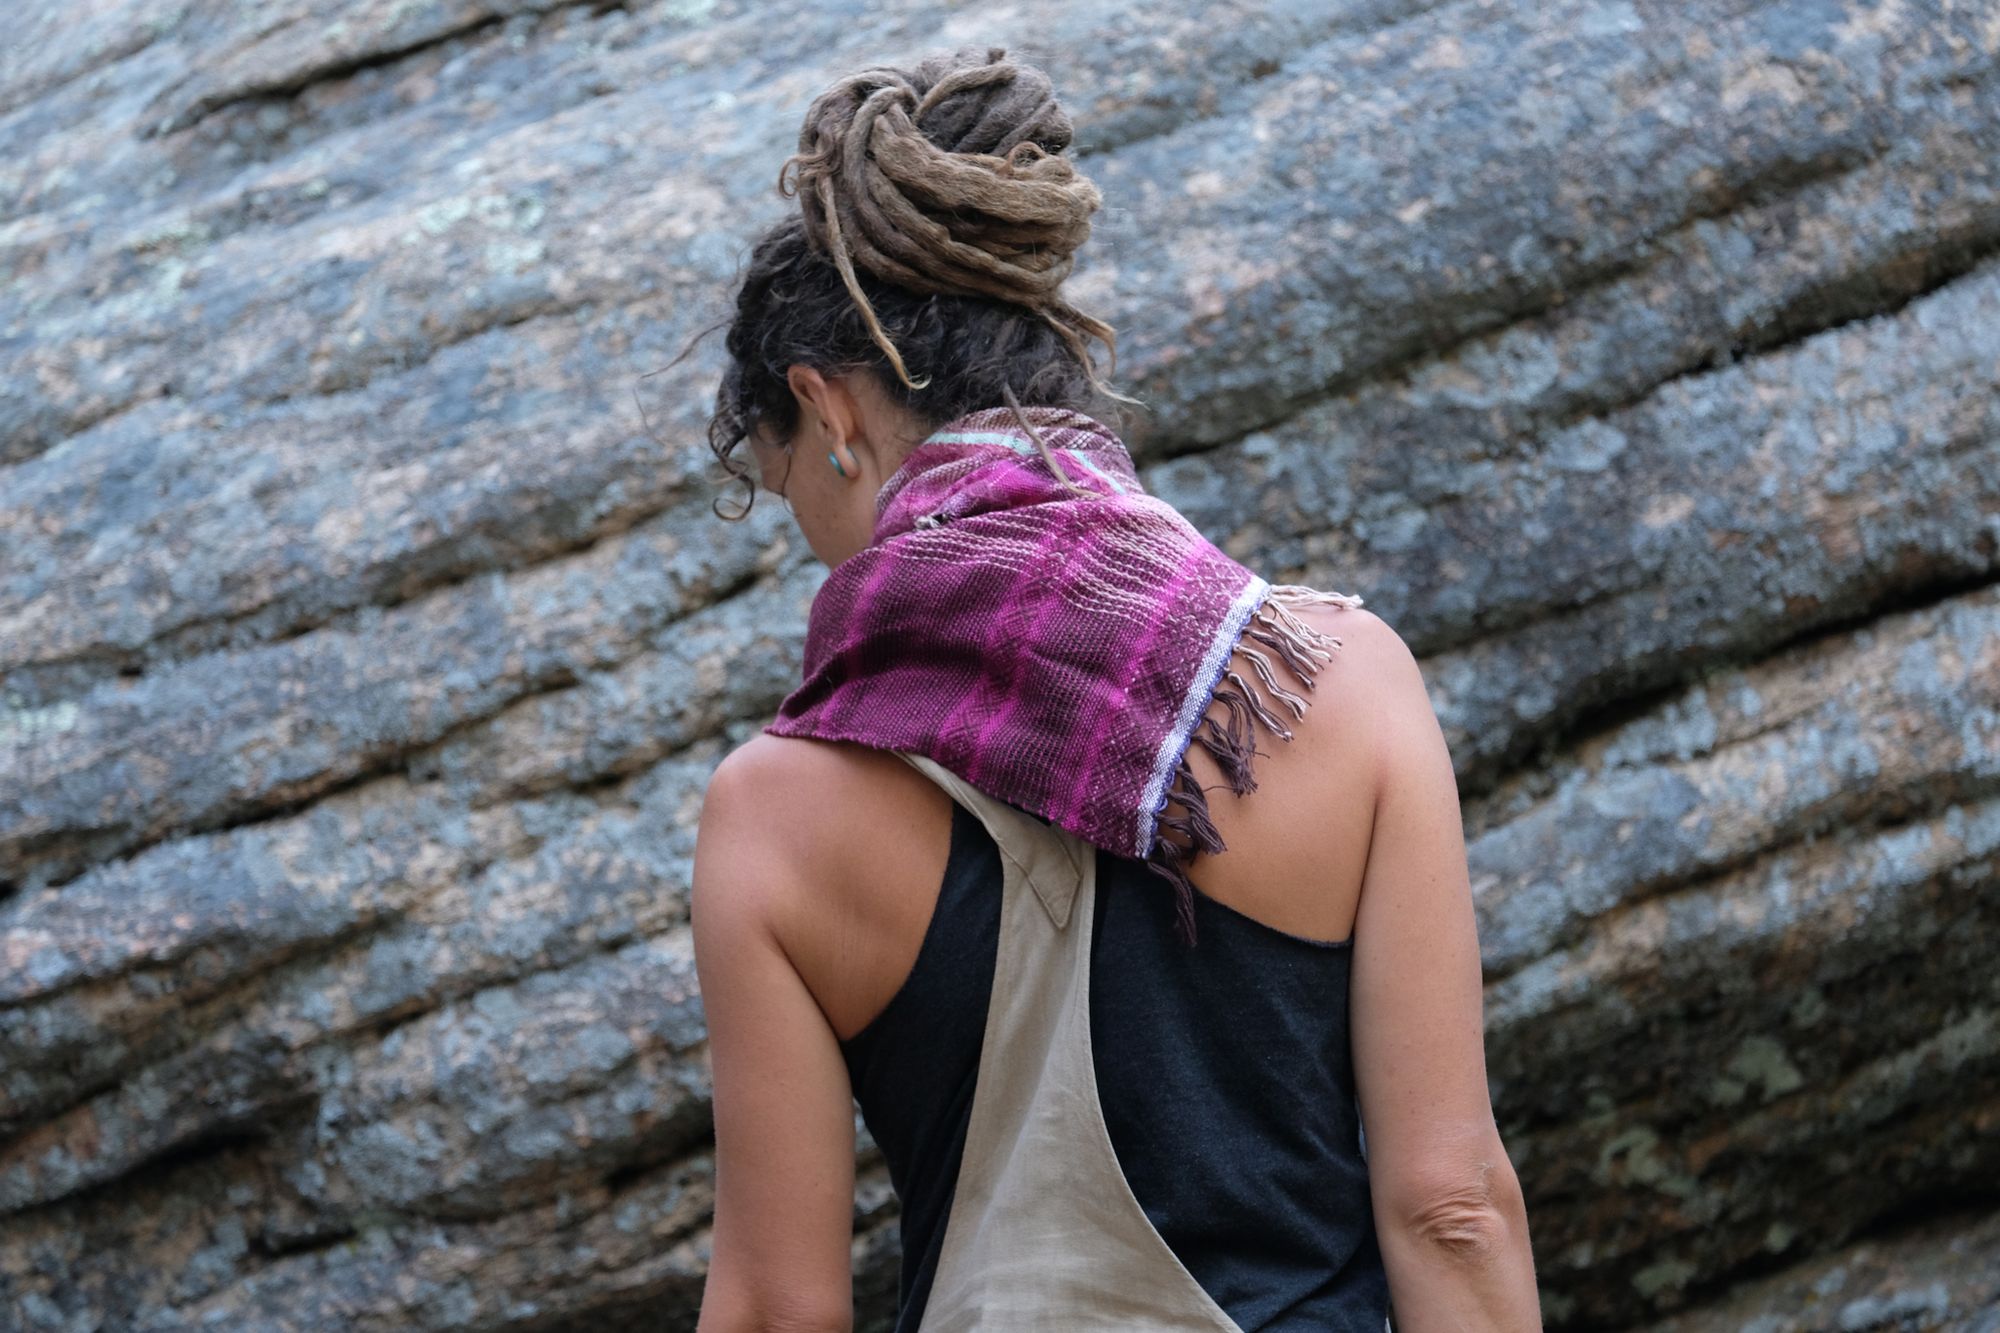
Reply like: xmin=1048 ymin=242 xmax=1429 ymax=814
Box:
xmin=897 ymin=751 xmax=1244 ymax=1331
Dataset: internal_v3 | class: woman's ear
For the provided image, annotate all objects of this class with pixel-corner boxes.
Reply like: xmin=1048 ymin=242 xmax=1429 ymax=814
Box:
xmin=785 ymin=366 xmax=863 ymax=455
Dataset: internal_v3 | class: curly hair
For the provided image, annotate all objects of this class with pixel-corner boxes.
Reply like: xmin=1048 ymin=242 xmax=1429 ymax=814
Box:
xmin=683 ymin=46 xmax=1140 ymax=519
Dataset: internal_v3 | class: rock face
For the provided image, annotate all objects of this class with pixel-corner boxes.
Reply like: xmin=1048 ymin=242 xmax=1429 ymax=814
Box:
xmin=3 ymin=0 xmax=1996 ymax=1328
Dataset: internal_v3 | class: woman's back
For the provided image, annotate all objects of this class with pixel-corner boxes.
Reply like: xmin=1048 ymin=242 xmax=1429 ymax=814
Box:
xmin=697 ymin=604 xmax=1542 ymax=1330
xmin=788 ymin=599 xmax=1379 ymax=1042
xmin=766 ymin=600 xmax=1388 ymax=1326
xmin=839 ymin=795 xmax=1391 ymax=1329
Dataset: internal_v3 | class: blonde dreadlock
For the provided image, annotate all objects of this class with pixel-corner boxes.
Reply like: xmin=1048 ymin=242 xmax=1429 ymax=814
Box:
xmin=777 ymin=47 xmax=1133 ymax=489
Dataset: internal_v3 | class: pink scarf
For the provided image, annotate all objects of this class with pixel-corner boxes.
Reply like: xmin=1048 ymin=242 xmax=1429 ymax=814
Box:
xmin=766 ymin=405 xmax=1363 ymax=943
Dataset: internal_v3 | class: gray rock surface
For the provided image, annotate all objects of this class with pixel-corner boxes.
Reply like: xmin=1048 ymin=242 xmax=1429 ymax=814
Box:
xmin=3 ymin=0 xmax=1996 ymax=1328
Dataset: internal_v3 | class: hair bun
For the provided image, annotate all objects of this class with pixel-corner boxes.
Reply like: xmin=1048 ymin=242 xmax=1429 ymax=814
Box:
xmin=903 ymin=46 xmax=1071 ymax=157
xmin=778 ymin=47 xmax=1115 ymax=394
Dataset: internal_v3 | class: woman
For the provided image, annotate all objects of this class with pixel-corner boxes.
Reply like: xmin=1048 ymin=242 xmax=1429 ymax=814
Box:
xmin=688 ymin=47 xmax=1541 ymax=1332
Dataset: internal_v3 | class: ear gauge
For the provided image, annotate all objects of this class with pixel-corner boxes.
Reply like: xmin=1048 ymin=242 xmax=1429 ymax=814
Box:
xmin=827 ymin=450 xmax=849 ymax=477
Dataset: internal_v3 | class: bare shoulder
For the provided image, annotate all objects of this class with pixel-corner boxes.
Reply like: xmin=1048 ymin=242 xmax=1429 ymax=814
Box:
xmin=1291 ymin=600 xmax=1425 ymax=694
xmin=1279 ymin=600 xmax=1436 ymax=781
xmin=699 ymin=733 xmax=941 ymax=879
xmin=693 ymin=734 xmax=913 ymax=944
xmin=704 ymin=730 xmax=867 ymax=797
xmin=1175 ymin=597 xmax=1432 ymax=940
xmin=694 ymin=733 xmax=954 ymax=1033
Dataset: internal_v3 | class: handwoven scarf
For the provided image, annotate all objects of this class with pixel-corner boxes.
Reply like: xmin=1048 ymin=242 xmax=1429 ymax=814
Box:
xmin=765 ymin=404 xmax=1363 ymax=944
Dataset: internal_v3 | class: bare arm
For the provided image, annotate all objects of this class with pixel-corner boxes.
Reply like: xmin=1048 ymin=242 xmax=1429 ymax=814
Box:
xmin=1343 ymin=612 xmax=1542 ymax=1331
xmin=691 ymin=743 xmax=857 ymax=1333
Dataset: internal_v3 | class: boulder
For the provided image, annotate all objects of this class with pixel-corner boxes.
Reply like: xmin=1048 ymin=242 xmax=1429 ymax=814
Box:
xmin=3 ymin=0 xmax=1995 ymax=1326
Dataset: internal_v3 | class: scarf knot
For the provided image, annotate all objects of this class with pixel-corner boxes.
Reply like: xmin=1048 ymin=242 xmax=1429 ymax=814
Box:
xmin=767 ymin=404 xmax=1363 ymax=944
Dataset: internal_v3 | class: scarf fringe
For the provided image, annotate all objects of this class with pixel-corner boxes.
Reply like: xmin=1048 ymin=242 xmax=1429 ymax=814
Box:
xmin=1142 ymin=583 xmax=1365 ymax=946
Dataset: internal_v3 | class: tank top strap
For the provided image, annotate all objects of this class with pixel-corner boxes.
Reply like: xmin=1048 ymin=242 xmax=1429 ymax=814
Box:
xmin=897 ymin=753 xmax=1084 ymax=930
xmin=892 ymin=751 xmax=1245 ymax=1332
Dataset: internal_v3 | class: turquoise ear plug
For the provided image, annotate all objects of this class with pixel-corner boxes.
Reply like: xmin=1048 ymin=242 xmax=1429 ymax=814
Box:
xmin=828 ymin=450 xmax=847 ymax=477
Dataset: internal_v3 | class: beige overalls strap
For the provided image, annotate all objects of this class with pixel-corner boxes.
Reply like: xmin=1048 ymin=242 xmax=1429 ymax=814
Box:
xmin=897 ymin=752 xmax=1245 ymax=1332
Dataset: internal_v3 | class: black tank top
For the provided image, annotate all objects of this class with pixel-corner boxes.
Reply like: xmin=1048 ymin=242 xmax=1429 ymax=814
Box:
xmin=840 ymin=800 xmax=1392 ymax=1331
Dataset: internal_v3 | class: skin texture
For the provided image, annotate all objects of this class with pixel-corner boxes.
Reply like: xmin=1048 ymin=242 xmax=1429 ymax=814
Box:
xmin=692 ymin=372 xmax=1542 ymax=1330
xmin=742 ymin=366 xmax=932 ymax=568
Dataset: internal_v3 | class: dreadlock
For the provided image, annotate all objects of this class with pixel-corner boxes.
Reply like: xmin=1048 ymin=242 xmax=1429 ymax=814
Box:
xmin=687 ymin=46 xmax=1140 ymax=518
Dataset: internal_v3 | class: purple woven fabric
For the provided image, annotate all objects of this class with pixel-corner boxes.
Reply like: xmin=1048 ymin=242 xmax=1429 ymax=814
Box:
xmin=765 ymin=404 xmax=1364 ymax=942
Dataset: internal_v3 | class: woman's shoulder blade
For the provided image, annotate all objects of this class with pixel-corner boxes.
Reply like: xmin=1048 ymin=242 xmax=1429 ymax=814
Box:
xmin=703 ymin=735 xmax=960 ymax=1042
